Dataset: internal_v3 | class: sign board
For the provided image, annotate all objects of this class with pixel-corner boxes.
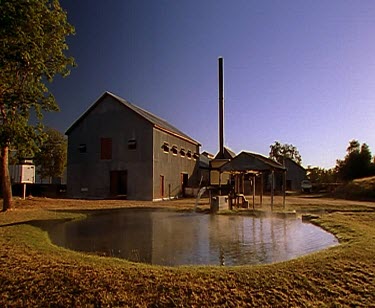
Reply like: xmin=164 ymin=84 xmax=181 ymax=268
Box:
xmin=9 ymin=165 xmax=35 ymax=184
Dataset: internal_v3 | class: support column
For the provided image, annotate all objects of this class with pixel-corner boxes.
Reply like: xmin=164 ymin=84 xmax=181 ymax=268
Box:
xmin=283 ymin=170 xmax=286 ymax=209
xmin=218 ymin=171 xmax=222 ymax=196
xmin=22 ymin=183 xmax=26 ymax=200
xmin=252 ymin=174 xmax=256 ymax=210
xmin=260 ymin=173 xmax=263 ymax=206
xmin=271 ymin=170 xmax=274 ymax=211
xmin=241 ymin=174 xmax=245 ymax=195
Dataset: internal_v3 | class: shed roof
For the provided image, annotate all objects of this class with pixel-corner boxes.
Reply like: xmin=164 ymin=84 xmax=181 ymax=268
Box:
xmin=199 ymin=154 xmax=210 ymax=169
xmin=65 ymin=91 xmax=200 ymax=146
xmin=220 ymin=151 xmax=286 ymax=173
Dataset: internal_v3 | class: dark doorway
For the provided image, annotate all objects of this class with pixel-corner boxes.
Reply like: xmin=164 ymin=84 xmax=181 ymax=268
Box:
xmin=110 ymin=170 xmax=127 ymax=196
xmin=181 ymin=173 xmax=188 ymax=196
xmin=160 ymin=175 xmax=165 ymax=198
xmin=286 ymin=180 xmax=292 ymax=191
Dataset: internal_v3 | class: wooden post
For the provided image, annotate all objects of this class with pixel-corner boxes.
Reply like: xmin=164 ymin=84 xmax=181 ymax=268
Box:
xmin=249 ymin=174 xmax=252 ymax=209
xmin=218 ymin=171 xmax=221 ymax=196
xmin=22 ymin=183 xmax=26 ymax=200
xmin=271 ymin=170 xmax=274 ymax=211
xmin=241 ymin=174 xmax=245 ymax=195
xmin=252 ymin=174 xmax=256 ymax=210
xmin=260 ymin=173 xmax=263 ymax=206
xmin=283 ymin=170 xmax=286 ymax=209
xmin=235 ymin=175 xmax=238 ymax=206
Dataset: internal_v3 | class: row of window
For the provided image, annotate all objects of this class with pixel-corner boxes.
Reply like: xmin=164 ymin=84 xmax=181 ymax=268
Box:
xmin=162 ymin=143 xmax=199 ymax=159
xmin=78 ymin=138 xmax=136 ymax=160
xmin=78 ymin=139 xmax=198 ymax=161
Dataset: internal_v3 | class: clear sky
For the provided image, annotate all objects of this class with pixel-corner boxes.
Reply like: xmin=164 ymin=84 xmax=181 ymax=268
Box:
xmin=49 ymin=0 xmax=375 ymax=169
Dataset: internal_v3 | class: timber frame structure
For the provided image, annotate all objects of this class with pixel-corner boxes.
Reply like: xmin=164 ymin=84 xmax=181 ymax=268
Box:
xmin=220 ymin=151 xmax=287 ymax=210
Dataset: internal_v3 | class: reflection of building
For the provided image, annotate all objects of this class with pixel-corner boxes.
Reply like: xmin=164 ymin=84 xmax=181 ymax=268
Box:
xmin=45 ymin=210 xmax=337 ymax=266
xmin=49 ymin=210 xmax=154 ymax=263
xmin=66 ymin=92 xmax=200 ymax=200
xmin=150 ymin=212 xmax=210 ymax=265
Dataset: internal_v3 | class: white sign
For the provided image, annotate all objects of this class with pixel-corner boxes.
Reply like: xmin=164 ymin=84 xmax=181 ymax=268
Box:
xmin=9 ymin=165 xmax=35 ymax=184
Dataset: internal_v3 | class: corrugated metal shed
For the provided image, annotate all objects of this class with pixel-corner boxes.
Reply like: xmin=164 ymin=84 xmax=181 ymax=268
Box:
xmin=220 ymin=151 xmax=286 ymax=173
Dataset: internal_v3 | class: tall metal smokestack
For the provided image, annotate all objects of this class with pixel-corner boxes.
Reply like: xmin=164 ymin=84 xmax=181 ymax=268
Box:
xmin=218 ymin=57 xmax=224 ymax=158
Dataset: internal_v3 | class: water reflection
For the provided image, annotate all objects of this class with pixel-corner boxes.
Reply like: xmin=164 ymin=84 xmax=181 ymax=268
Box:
xmin=45 ymin=209 xmax=338 ymax=266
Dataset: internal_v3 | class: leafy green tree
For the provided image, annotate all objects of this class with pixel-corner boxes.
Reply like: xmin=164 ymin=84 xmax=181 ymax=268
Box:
xmin=336 ymin=140 xmax=373 ymax=181
xmin=34 ymin=127 xmax=67 ymax=182
xmin=0 ymin=0 xmax=75 ymax=211
xmin=307 ymin=167 xmax=338 ymax=184
xmin=269 ymin=141 xmax=302 ymax=165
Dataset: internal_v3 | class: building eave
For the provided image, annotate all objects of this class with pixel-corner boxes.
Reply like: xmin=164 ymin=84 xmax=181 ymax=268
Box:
xmin=154 ymin=125 xmax=201 ymax=146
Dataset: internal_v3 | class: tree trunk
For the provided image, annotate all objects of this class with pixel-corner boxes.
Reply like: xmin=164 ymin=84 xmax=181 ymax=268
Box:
xmin=1 ymin=145 xmax=12 ymax=211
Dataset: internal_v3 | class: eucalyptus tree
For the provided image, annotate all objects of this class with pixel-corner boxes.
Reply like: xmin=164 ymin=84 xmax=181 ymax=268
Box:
xmin=336 ymin=140 xmax=373 ymax=181
xmin=34 ymin=127 xmax=67 ymax=183
xmin=0 ymin=0 xmax=75 ymax=210
xmin=269 ymin=141 xmax=302 ymax=165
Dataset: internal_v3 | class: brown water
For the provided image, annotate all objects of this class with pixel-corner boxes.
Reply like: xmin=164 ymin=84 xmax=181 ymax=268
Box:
xmin=44 ymin=209 xmax=338 ymax=266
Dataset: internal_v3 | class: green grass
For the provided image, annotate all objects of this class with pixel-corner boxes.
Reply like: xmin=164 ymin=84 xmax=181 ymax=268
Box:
xmin=0 ymin=197 xmax=374 ymax=307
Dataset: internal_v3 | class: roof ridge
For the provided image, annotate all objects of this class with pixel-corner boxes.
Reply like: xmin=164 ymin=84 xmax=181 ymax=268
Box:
xmin=242 ymin=151 xmax=285 ymax=168
xmin=107 ymin=92 xmax=169 ymax=122
xmin=105 ymin=91 xmax=200 ymax=145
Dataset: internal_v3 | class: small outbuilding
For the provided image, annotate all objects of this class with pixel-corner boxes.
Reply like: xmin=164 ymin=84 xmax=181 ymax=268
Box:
xmin=219 ymin=151 xmax=287 ymax=209
xmin=283 ymin=158 xmax=307 ymax=191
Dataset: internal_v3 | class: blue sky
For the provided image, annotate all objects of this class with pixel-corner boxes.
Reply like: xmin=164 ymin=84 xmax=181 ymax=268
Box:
xmin=49 ymin=0 xmax=375 ymax=169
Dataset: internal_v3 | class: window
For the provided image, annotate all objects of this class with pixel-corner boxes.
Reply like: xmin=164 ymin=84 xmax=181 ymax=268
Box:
xmin=101 ymin=138 xmax=112 ymax=160
xmin=128 ymin=139 xmax=137 ymax=150
xmin=78 ymin=144 xmax=87 ymax=153
xmin=162 ymin=142 xmax=169 ymax=153
xmin=180 ymin=148 xmax=186 ymax=157
xmin=186 ymin=150 xmax=192 ymax=159
xmin=171 ymin=146 xmax=178 ymax=155
xmin=193 ymin=153 xmax=200 ymax=160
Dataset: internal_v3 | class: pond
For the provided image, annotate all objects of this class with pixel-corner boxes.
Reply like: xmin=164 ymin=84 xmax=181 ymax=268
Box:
xmin=43 ymin=209 xmax=338 ymax=266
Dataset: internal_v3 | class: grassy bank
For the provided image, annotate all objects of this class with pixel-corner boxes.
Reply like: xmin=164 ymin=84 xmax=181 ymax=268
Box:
xmin=333 ymin=176 xmax=375 ymax=201
xmin=0 ymin=197 xmax=374 ymax=307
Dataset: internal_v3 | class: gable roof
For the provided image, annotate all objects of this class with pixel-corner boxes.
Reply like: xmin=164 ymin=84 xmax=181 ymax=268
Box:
xmin=65 ymin=91 xmax=200 ymax=146
xmin=284 ymin=157 xmax=306 ymax=171
xmin=220 ymin=151 xmax=286 ymax=173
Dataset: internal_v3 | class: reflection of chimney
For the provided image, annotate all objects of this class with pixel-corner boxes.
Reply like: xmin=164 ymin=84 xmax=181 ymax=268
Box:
xmin=218 ymin=57 xmax=224 ymax=158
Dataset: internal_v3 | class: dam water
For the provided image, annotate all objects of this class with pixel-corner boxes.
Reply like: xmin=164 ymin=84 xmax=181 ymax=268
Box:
xmin=43 ymin=209 xmax=338 ymax=266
